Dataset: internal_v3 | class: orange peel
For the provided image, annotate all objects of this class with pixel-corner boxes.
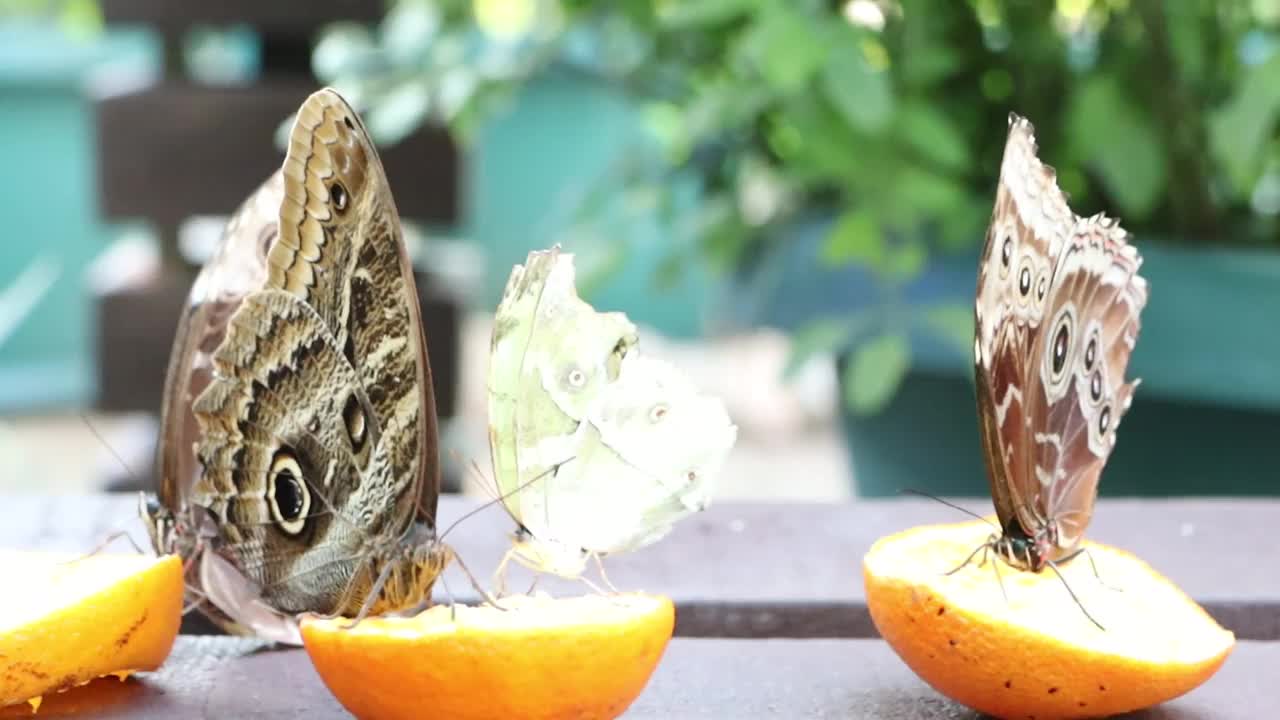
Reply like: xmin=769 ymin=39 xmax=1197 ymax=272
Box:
xmin=0 ymin=551 xmax=182 ymax=710
xmin=864 ymin=520 xmax=1235 ymax=719
xmin=302 ymin=593 xmax=674 ymax=720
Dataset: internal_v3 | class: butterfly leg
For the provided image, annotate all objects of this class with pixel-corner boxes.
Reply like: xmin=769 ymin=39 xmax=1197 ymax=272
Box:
xmin=990 ymin=551 xmax=1009 ymax=604
xmin=1046 ymin=560 xmax=1105 ymax=631
xmin=493 ymin=547 xmax=517 ymax=599
xmin=593 ymin=553 xmax=620 ymax=594
xmin=451 ymin=550 xmax=506 ymax=611
xmin=1059 ymin=547 xmax=1123 ymax=593
xmin=945 ymin=540 xmax=993 ymax=576
xmin=60 ymin=529 xmax=147 ymax=566
xmin=341 ymin=558 xmax=402 ymax=631
xmin=180 ymin=586 xmax=211 ymax=616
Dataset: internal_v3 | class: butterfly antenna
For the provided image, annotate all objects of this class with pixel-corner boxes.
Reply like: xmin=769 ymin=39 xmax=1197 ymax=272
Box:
xmin=1046 ymin=559 xmax=1105 ymax=631
xmin=990 ymin=548 xmax=1009 ymax=604
xmin=448 ymin=549 xmax=505 ymax=610
xmin=899 ymin=488 xmax=998 ymax=529
xmin=447 ymin=447 xmax=501 ymax=502
xmin=437 ymin=456 xmax=576 ymax=544
xmin=79 ymin=413 xmax=141 ymax=485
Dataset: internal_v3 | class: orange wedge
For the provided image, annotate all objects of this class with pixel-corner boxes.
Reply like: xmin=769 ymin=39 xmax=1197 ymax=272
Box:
xmin=864 ymin=520 xmax=1235 ymax=720
xmin=301 ymin=593 xmax=674 ymax=720
xmin=0 ymin=552 xmax=182 ymax=711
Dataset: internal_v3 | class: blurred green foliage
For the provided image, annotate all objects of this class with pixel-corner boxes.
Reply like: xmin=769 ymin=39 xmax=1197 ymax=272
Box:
xmin=0 ymin=0 xmax=101 ymax=35
xmin=317 ymin=0 xmax=1280 ymax=414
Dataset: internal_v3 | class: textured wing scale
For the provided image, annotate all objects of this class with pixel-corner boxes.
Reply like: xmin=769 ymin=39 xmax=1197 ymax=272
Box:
xmin=975 ymin=114 xmax=1148 ymax=558
xmin=975 ymin=115 xmax=1073 ymax=535
xmin=1022 ymin=216 xmax=1147 ymax=551
xmin=268 ymin=89 xmax=438 ymax=527
xmin=191 ymin=289 xmax=386 ymax=612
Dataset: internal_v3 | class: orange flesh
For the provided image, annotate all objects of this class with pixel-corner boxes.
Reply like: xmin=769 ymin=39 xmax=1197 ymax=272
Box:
xmin=0 ymin=552 xmax=182 ymax=710
xmin=302 ymin=593 xmax=674 ymax=720
xmin=864 ymin=520 xmax=1234 ymax=720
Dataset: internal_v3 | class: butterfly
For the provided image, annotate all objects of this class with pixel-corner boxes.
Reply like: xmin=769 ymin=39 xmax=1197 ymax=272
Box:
xmin=485 ymin=247 xmax=737 ymax=588
xmin=967 ymin=113 xmax=1149 ymax=621
xmin=141 ymin=88 xmax=450 ymax=644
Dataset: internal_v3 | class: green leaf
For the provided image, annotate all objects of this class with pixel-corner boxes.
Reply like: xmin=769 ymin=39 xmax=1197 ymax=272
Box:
xmin=820 ymin=209 xmax=883 ymax=269
xmin=657 ymin=0 xmax=755 ymax=28
xmin=784 ymin=313 xmax=872 ymax=378
xmin=1067 ymin=77 xmax=1166 ymax=218
xmin=821 ymin=39 xmax=893 ymax=133
xmin=368 ymin=81 xmax=432 ymax=145
xmin=896 ymin=100 xmax=971 ymax=172
xmin=843 ymin=332 xmax=910 ymax=415
xmin=738 ymin=7 xmax=830 ymax=94
xmin=892 ymin=165 xmax=968 ymax=217
xmin=917 ymin=303 xmax=974 ymax=358
xmin=312 ymin=23 xmax=379 ymax=82
xmin=882 ymin=237 xmax=927 ymax=281
xmin=1208 ymin=51 xmax=1280 ymax=196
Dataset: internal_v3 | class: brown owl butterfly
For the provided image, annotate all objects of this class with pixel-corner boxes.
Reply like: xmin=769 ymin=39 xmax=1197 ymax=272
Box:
xmin=140 ymin=88 xmax=450 ymax=644
xmin=966 ymin=114 xmax=1149 ymax=625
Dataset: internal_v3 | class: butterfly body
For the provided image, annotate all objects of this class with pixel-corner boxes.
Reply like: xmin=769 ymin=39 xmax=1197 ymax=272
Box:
xmin=143 ymin=89 xmax=448 ymax=643
xmin=486 ymin=247 xmax=737 ymax=581
xmin=972 ymin=114 xmax=1149 ymax=576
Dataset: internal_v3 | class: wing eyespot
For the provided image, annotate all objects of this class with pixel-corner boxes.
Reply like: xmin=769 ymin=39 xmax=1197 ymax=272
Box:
xmin=1084 ymin=336 xmax=1098 ymax=370
xmin=1098 ymin=405 xmax=1112 ymax=435
xmin=343 ymin=393 xmax=368 ymax=453
xmin=1051 ymin=322 xmax=1070 ymax=376
xmin=268 ymin=450 xmax=310 ymax=536
xmin=329 ymin=181 xmax=350 ymax=214
xmin=1018 ymin=266 xmax=1032 ymax=297
xmin=649 ymin=404 xmax=669 ymax=423
xmin=1090 ymin=371 xmax=1103 ymax=402
xmin=343 ymin=115 xmax=355 ymax=130
xmin=567 ymin=368 xmax=587 ymax=389
xmin=1000 ymin=235 xmax=1013 ymax=269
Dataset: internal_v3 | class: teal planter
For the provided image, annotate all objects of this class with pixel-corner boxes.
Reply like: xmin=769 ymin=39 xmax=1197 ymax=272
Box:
xmin=725 ymin=218 xmax=1280 ymax=497
xmin=467 ymin=68 xmax=713 ymax=338
xmin=0 ymin=24 xmax=159 ymax=411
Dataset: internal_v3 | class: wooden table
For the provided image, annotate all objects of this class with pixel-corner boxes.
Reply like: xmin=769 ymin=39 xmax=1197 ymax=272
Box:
xmin=4 ymin=494 xmax=1278 ymax=718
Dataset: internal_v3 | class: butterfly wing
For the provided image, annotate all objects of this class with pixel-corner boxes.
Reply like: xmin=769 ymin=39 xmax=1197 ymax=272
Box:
xmin=974 ymin=114 xmax=1075 ymax=535
xmin=153 ymin=171 xmax=280 ymax=526
xmin=1022 ymin=214 xmax=1147 ymax=554
xmin=488 ymin=248 xmax=735 ymax=571
xmin=185 ymin=88 xmax=439 ymax=615
xmin=581 ymin=352 xmax=737 ymax=549
xmin=489 ymin=248 xmax=637 ymax=552
xmin=269 ymin=89 xmax=439 ymax=528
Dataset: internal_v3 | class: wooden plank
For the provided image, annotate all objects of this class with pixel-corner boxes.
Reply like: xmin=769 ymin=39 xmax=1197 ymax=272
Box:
xmin=2 ymin=636 xmax=1270 ymax=718
xmin=94 ymin=82 xmax=459 ymax=240
xmin=4 ymin=495 xmax=1280 ymax=640
xmin=101 ymin=0 xmax=381 ymax=34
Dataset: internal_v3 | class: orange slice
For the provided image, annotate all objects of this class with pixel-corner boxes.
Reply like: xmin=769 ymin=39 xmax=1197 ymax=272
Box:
xmin=301 ymin=593 xmax=674 ymax=720
xmin=864 ymin=520 xmax=1235 ymax=719
xmin=0 ymin=552 xmax=182 ymax=710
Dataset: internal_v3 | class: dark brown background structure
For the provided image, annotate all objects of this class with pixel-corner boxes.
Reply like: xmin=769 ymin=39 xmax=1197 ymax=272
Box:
xmin=91 ymin=0 xmax=465 ymax=490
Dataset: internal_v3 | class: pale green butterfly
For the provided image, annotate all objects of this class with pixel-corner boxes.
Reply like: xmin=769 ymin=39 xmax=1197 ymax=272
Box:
xmin=486 ymin=246 xmax=737 ymax=587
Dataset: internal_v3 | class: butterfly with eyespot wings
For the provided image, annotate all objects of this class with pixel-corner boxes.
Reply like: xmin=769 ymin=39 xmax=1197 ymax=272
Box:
xmin=140 ymin=88 xmax=450 ymax=645
xmin=485 ymin=247 xmax=737 ymax=586
xmin=970 ymin=113 xmax=1148 ymax=597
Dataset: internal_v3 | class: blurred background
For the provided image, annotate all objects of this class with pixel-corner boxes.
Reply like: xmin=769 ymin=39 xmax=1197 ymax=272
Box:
xmin=0 ymin=0 xmax=1276 ymax=503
